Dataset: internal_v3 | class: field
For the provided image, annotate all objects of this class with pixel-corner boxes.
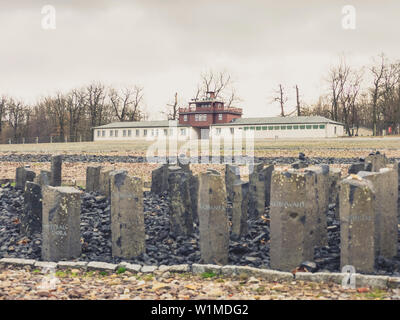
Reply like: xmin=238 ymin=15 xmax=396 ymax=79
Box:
xmin=0 ymin=136 xmax=400 ymax=157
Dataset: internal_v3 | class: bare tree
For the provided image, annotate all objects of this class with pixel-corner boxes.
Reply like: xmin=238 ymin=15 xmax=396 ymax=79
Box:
xmin=327 ymin=55 xmax=350 ymax=121
xmin=369 ymin=53 xmax=386 ymax=136
xmin=46 ymin=93 xmax=68 ymax=140
xmin=127 ymin=86 xmax=145 ymax=121
xmin=194 ymin=70 xmax=241 ymax=106
xmin=109 ymin=86 xmax=145 ymax=122
xmin=272 ymin=84 xmax=288 ymax=117
xmin=67 ymin=89 xmax=86 ymax=141
xmin=7 ymin=98 xmax=26 ymax=141
xmin=164 ymin=92 xmax=180 ymax=120
xmin=0 ymin=96 xmax=7 ymax=134
xmin=340 ymin=68 xmax=364 ymax=135
xmin=85 ymin=82 xmax=107 ymax=127
xmin=295 ymin=85 xmax=301 ymax=116
xmin=378 ymin=61 xmax=400 ymax=134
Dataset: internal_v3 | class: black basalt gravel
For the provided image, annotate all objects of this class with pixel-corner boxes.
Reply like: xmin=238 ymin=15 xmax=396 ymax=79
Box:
xmin=1 ymin=183 xmax=400 ymax=276
xmin=0 ymin=153 xmax=399 ymax=165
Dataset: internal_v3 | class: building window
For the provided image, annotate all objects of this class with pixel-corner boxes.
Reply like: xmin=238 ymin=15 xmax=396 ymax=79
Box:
xmin=250 ymin=127 xmax=255 ymax=130
xmin=287 ymin=125 xmax=292 ymax=130
xmin=306 ymin=125 xmax=312 ymax=129
xmin=281 ymin=126 xmax=286 ymax=130
xmin=128 ymin=130 xmax=132 ymax=137
xmin=169 ymin=128 xmax=173 ymax=135
xmin=97 ymin=130 xmax=100 ymax=137
xmin=180 ymin=128 xmax=186 ymax=136
xmin=319 ymin=124 xmax=326 ymax=129
xmin=195 ymin=114 xmax=199 ymax=121
xmin=184 ymin=115 xmax=188 ymax=121
xmin=102 ymin=130 xmax=105 ymax=137
xmin=268 ymin=126 xmax=274 ymax=130
xmin=262 ymin=126 xmax=267 ymax=130
xmin=334 ymin=126 xmax=337 ymax=134
xmin=230 ymin=128 xmax=234 ymax=134
xmin=143 ymin=129 xmax=147 ymax=136
xmin=110 ymin=130 xmax=113 ymax=137
xmin=313 ymin=125 xmax=319 ymax=129
xmin=115 ymin=130 xmax=118 ymax=137
xmin=164 ymin=129 xmax=168 ymax=136
xmin=216 ymin=128 xmax=221 ymax=135
xmin=155 ymin=129 xmax=159 ymax=136
xmin=274 ymin=126 xmax=280 ymax=130
xmin=123 ymin=130 xmax=126 ymax=137
xmin=151 ymin=129 xmax=154 ymax=136
xmin=244 ymin=127 xmax=249 ymax=131
xmin=256 ymin=126 xmax=261 ymax=131
xmin=300 ymin=125 xmax=305 ymax=129
xmin=293 ymin=125 xmax=299 ymax=129
xmin=218 ymin=114 xmax=222 ymax=120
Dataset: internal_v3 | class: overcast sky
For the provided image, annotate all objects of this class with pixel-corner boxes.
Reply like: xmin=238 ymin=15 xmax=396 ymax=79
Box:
xmin=1 ymin=0 xmax=399 ymax=119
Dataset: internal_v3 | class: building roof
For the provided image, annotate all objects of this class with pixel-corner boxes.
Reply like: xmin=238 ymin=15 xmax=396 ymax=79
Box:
xmin=93 ymin=120 xmax=190 ymax=129
xmin=212 ymin=116 xmax=344 ymax=126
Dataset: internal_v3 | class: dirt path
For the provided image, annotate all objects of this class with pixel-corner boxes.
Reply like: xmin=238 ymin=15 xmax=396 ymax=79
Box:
xmin=0 ymin=266 xmax=399 ymax=300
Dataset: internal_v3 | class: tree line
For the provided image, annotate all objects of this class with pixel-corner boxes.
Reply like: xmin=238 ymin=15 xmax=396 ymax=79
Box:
xmin=283 ymin=53 xmax=400 ymax=136
xmin=0 ymin=83 xmax=147 ymax=143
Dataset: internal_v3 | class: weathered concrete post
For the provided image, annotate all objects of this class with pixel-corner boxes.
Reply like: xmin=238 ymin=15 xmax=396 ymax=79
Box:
xmin=231 ymin=180 xmax=249 ymax=239
xmin=248 ymin=163 xmax=274 ymax=218
xmin=16 ymin=167 xmax=25 ymax=189
xmin=269 ymin=169 xmax=316 ymax=271
xmin=340 ymin=176 xmax=376 ymax=273
xmin=86 ymin=166 xmax=102 ymax=193
xmin=329 ymin=167 xmax=342 ymax=219
xmin=21 ymin=182 xmax=42 ymax=237
xmin=151 ymin=163 xmax=169 ymax=195
xmin=225 ymin=164 xmax=240 ymax=202
xmin=395 ymin=161 xmax=400 ymax=218
xmin=348 ymin=162 xmax=367 ymax=175
xmin=99 ymin=167 xmax=114 ymax=198
xmin=189 ymin=174 xmax=199 ymax=221
xmin=110 ymin=170 xmax=145 ymax=259
xmin=198 ymin=171 xmax=229 ymax=265
xmin=357 ymin=168 xmax=398 ymax=259
xmin=16 ymin=167 xmax=36 ymax=190
xmin=305 ymin=165 xmax=329 ymax=247
xmin=42 ymin=186 xmax=82 ymax=261
xmin=34 ymin=170 xmax=51 ymax=187
xmin=365 ymin=152 xmax=388 ymax=172
xmin=167 ymin=166 xmax=194 ymax=236
xmin=50 ymin=155 xmax=63 ymax=186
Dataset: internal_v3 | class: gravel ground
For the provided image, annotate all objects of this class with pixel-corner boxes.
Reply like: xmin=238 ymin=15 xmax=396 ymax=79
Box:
xmin=0 ymin=153 xmax=398 ymax=164
xmin=0 ymin=265 xmax=399 ymax=300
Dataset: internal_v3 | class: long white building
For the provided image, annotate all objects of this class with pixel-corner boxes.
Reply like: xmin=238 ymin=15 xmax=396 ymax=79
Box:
xmin=93 ymin=116 xmax=344 ymax=141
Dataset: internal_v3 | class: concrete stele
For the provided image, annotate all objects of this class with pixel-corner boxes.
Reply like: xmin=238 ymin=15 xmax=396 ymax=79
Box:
xmin=110 ymin=170 xmax=145 ymax=259
xmin=198 ymin=171 xmax=229 ymax=265
xmin=86 ymin=166 xmax=102 ymax=193
xmin=50 ymin=155 xmax=63 ymax=187
xmin=42 ymin=186 xmax=82 ymax=261
xmin=339 ymin=176 xmax=376 ymax=273
xmin=357 ymin=168 xmax=398 ymax=259
xmin=167 ymin=166 xmax=194 ymax=237
xmin=269 ymin=169 xmax=317 ymax=271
